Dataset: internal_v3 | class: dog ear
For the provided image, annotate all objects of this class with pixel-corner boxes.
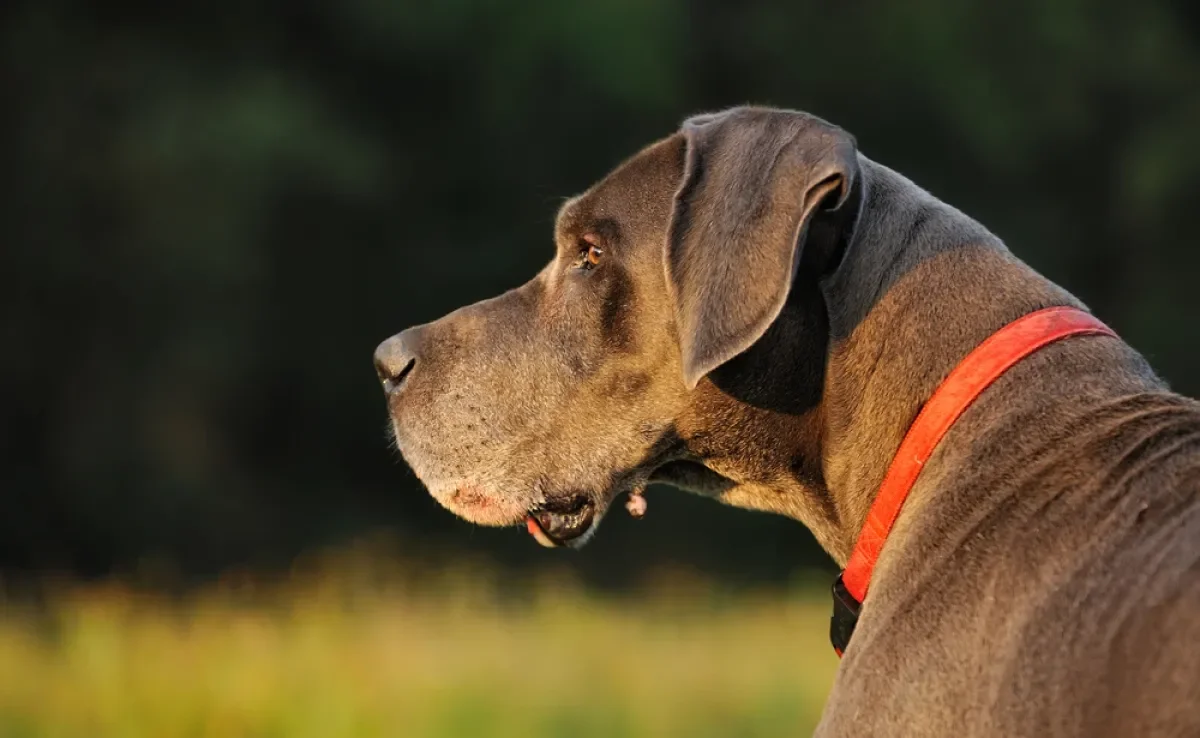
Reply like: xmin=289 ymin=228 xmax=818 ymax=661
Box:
xmin=666 ymin=107 xmax=860 ymax=390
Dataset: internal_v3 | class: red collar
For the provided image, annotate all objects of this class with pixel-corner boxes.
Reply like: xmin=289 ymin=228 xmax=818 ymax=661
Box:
xmin=831 ymin=306 xmax=1117 ymax=656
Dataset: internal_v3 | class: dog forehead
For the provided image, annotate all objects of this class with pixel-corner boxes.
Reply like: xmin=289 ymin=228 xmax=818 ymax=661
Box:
xmin=554 ymin=195 xmax=586 ymax=238
xmin=556 ymin=134 xmax=687 ymax=239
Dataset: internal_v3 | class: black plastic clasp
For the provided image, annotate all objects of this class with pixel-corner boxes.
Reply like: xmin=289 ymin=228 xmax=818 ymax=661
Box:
xmin=830 ymin=573 xmax=862 ymax=656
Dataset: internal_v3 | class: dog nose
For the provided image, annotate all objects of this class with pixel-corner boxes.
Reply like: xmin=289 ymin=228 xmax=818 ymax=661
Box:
xmin=374 ymin=328 xmax=421 ymax=392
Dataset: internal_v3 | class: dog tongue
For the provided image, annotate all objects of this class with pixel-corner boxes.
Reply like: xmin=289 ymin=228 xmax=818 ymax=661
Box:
xmin=525 ymin=515 xmax=559 ymax=548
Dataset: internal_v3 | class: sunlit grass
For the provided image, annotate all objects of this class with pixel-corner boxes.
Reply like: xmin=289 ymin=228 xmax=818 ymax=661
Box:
xmin=0 ymin=547 xmax=838 ymax=737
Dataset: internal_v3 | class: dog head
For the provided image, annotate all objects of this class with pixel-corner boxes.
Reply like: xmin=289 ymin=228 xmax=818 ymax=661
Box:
xmin=375 ymin=107 xmax=861 ymax=547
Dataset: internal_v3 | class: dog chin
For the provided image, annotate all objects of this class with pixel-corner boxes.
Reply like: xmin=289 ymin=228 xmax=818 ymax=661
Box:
xmin=425 ymin=482 xmax=529 ymax=527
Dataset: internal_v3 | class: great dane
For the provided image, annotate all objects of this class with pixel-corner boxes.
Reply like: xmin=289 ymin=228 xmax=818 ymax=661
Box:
xmin=374 ymin=106 xmax=1200 ymax=736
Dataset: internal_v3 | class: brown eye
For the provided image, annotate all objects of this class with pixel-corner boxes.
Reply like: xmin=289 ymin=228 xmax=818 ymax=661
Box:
xmin=579 ymin=233 xmax=604 ymax=269
xmin=585 ymin=244 xmax=604 ymax=266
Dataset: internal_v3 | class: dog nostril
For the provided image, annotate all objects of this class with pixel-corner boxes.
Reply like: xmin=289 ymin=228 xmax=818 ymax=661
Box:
xmin=393 ymin=357 xmax=415 ymax=386
xmin=374 ymin=331 xmax=421 ymax=391
xmin=375 ymin=356 xmax=416 ymax=390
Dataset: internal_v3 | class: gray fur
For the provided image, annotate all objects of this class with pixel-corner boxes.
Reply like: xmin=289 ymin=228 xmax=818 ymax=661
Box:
xmin=376 ymin=106 xmax=1200 ymax=736
xmin=668 ymin=108 xmax=855 ymax=389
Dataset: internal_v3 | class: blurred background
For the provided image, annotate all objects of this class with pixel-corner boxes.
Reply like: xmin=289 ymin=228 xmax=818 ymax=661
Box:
xmin=2 ymin=0 xmax=1198 ymax=735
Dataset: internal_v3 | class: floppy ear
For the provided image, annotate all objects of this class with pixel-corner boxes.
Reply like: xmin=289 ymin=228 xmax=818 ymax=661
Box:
xmin=666 ymin=107 xmax=860 ymax=390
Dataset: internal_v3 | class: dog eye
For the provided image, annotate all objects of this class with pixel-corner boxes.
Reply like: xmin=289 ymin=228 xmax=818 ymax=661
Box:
xmin=576 ymin=234 xmax=604 ymax=271
xmin=585 ymin=245 xmax=604 ymax=267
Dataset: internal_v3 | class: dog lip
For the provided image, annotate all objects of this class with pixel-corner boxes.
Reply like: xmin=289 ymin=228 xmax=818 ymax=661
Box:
xmin=525 ymin=515 xmax=561 ymax=548
xmin=526 ymin=494 xmax=596 ymax=547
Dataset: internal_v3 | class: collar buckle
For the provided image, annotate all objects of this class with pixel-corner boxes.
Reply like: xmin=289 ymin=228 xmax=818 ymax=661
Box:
xmin=830 ymin=573 xmax=862 ymax=655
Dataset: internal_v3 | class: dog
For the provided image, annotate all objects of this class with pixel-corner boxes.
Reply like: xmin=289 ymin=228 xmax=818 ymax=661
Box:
xmin=374 ymin=106 xmax=1200 ymax=736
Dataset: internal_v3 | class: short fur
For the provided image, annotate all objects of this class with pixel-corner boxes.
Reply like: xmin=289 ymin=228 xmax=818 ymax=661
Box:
xmin=375 ymin=107 xmax=1200 ymax=736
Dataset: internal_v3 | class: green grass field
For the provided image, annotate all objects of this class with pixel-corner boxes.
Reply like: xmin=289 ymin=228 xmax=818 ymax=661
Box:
xmin=0 ymin=551 xmax=838 ymax=737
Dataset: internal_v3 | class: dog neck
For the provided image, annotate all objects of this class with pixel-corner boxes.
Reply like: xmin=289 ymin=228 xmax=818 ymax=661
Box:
xmin=661 ymin=157 xmax=1083 ymax=564
xmin=811 ymin=158 xmax=1084 ymax=563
